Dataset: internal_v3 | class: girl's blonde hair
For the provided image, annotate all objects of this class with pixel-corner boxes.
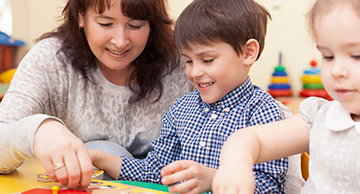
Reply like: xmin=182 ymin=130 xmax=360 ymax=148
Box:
xmin=308 ymin=0 xmax=360 ymax=38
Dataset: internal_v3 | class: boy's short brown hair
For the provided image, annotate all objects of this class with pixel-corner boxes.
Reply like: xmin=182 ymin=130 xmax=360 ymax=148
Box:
xmin=174 ymin=0 xmax=271 ymax=60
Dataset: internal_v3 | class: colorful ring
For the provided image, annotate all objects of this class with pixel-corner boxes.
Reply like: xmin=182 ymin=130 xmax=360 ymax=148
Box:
xmin=301 ymin=75 xmax=322 ymax=84
xmin=271 ymin=77 xmax=289 ymax=83
xmin=303 ymin=83 xmax=324 ymax=89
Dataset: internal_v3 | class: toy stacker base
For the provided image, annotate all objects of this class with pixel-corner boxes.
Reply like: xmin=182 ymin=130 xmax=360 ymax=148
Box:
xmin=299 ymin=89 xmax=332 ymax=101
xmin=268 ymin=89 xmax=292 ymax=97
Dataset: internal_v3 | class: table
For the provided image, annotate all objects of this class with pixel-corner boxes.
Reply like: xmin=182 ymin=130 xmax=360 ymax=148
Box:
xmin=284 ymin=97 xmax=306 ymax=115
xmin=0 ymin=159 xmax=55 ymax=194
xmin=0 ymin=98 xmax=305 ymax=194
xmin=0 ymin=159 xmax=171 ymax=194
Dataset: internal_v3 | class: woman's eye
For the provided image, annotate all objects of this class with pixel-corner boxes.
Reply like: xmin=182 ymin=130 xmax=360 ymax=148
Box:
xmin=185 ymin=60 xmax=193 ymax=64
xmin=128 ymin=24 xmax=142 ymax=29
xmin=99 ymin=23 xmax=113 ymax=27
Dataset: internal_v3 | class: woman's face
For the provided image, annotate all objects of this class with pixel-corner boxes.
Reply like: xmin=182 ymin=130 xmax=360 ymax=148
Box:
xmin=79 ymin=0 xmax=150 ymax=85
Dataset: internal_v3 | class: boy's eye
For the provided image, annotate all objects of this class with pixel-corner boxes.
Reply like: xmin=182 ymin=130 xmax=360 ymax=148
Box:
xmin=202 ymin=59 xmax=214 ymax=63
xmin=99 ymin=23 xmax=113 ymax=27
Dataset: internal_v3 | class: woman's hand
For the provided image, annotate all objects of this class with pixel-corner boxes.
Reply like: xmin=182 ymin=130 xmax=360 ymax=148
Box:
xmin=161 ymin=160 xmax=216 ymax=194
xmin=33 ymin=119 xmax=93 ymax=190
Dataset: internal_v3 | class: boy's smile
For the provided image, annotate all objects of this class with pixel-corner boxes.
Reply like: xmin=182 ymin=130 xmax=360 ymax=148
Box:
xmin=182 ymin=42 xmax=250 ymax=104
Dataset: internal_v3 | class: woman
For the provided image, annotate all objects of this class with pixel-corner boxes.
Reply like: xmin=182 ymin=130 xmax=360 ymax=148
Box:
xmin=0 ymin=0 xmax=193 ymax=189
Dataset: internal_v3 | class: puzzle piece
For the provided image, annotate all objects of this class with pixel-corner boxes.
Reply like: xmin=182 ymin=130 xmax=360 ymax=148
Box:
xmin=19 ymin=180 xmax=166 ymax=194
xmin=37 ymin=168 xmax=104 ymax=182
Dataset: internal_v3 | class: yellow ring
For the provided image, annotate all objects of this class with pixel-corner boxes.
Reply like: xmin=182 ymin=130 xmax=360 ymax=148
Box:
xmin=301 ymin=75 xmax=322 ymax=84
xmin=271 ymin=77 xmax=289 ymax=83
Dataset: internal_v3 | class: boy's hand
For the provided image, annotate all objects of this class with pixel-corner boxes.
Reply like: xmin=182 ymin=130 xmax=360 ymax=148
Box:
xmin=212 ymin=163 xmax=254 ymax=194
xmin=161 ymin=160 xmax=216 ymax=194
xmin=87 ymin=149 xmax=122 ymax=180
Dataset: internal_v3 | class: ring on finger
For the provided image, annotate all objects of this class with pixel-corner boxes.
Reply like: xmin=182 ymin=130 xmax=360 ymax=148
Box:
xmin=53 ymin=163 xmax=65 ymax=171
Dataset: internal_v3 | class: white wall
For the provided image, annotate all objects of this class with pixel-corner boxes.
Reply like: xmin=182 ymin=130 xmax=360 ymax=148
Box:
xmin=11 ymin=0 xmax=65 ymax=62
xmin=11 ymin=0 xmax=319 ymax=95
xmin=250 ymin=0 xmax=320 ymax=96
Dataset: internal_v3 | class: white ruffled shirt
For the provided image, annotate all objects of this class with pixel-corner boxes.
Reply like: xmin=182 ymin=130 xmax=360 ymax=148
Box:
xmin=300 ymin=97 xmax=360 ymax=194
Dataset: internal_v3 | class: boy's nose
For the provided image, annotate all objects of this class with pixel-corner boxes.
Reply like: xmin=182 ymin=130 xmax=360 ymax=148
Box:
xmin=190 ymin=64 xmax=205 ymax=78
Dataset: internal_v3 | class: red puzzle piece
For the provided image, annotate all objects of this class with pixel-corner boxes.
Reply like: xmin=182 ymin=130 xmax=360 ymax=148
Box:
xmin=22 ymin=188 xmax=89 ymax=194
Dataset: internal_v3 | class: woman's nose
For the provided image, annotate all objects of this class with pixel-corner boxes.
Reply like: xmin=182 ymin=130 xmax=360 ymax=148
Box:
xmin=110 ymin=28 xmax=129 ymax=48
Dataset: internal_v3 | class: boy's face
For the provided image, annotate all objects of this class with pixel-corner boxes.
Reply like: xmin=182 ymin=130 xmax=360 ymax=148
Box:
xmin=182 ymin=42 xmax=250 ymax=104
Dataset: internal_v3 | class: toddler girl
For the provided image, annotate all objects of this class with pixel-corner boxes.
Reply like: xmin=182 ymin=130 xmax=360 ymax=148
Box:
xmin=213 ymin=0 xmax=360 ymax=193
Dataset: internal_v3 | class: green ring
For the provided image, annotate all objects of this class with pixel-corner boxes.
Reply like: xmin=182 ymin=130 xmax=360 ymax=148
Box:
xmin=303 ymin=83 xmax=324 ymax=89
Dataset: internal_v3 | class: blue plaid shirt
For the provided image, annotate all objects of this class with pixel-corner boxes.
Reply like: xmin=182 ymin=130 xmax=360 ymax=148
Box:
xmin=119 ymin=77 xmax=288 ymax=193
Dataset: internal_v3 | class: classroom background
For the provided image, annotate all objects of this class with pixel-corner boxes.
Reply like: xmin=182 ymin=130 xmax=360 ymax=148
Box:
xmin=2 ymin=0 xmax=319 ymax=96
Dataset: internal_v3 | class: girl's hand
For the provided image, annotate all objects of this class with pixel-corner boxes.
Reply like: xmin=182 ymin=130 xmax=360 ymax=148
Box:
xmin=161 ymin=160 xmax=216 ymax=194
xmin=212 ymin=163 xmax=254 ymax=194
xmin=33 ymin=119 xmax=93 ymax=190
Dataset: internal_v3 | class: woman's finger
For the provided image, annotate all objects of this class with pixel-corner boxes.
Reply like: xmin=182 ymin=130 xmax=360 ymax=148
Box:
xmin=53 ymin=159 xmax=69 ymax=186
xmin=62 ymin=152 xmax=80 ymax=189
xmin=77 ymin=147 xmax=93 ymax=189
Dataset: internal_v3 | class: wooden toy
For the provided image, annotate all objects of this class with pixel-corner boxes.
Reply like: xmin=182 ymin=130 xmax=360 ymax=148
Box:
xmin=267 ymin=53 xmax=292 ymax=103
xmin=0 ymin=31 xmax=25 ymax=73
xmin=36 ymin=167 xmax=104 ymax=183
xmin=299 ymin=60 xmax=332 ymax=100
xmin=51 ymin=186 xmax=59 ymax=194
xmin=0 ymin=68 xmax=16 ymax=83
xmin=17 ymin=180 xmax=172 ymax=194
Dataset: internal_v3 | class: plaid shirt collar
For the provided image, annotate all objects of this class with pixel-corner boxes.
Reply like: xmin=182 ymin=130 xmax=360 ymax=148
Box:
xmin=198 ymin=76 xmax=253 ymax=113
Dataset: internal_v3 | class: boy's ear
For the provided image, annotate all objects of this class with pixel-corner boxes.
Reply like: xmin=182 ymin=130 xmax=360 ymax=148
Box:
xmin=78 ymin=13 xmax=84 ymax=28
xmin=243 ymin=39 xmax=260 ymax=66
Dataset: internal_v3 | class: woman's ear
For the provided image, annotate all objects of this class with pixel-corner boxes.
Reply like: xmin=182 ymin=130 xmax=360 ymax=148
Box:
xmin=243 ymin=39 xmax=260 ymax=66
xmin=78 ymin=13 xmax=84 ymax=28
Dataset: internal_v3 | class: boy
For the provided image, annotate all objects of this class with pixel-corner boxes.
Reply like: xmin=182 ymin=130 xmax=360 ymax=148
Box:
xmin=89 ymin=0 xmax=289 ymax=193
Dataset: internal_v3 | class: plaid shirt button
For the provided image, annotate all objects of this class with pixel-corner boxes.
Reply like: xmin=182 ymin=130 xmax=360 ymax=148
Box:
xmin=211 ymin=114 xmax=217 ymax=119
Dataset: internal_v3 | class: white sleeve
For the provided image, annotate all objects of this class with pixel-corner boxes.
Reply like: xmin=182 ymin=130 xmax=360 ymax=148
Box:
xmin=299 ymin=97 xmax=329 ymax=132
xmin=0 ymin=38 xmax=66 ymax=173
xmin=0 ymin=115 xmax=62 ymax=174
